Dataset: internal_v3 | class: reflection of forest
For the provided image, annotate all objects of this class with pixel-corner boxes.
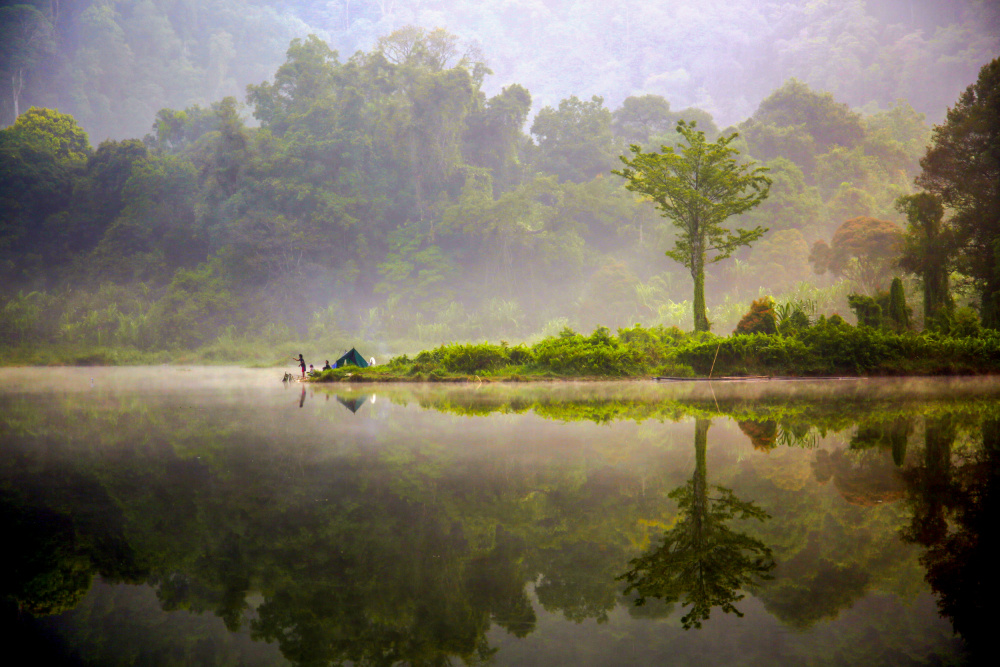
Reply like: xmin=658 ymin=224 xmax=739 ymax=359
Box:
xmin=0 ymin=382 xmax=989 ymax=664
xmin=900 ymin=416 xmax=1000 ymax=664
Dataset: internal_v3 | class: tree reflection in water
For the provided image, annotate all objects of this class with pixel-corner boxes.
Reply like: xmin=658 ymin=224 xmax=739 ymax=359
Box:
xmin=3 ymin=378 xmax=997 ymax=663
xmin=901 ymin=415 xmax=1000 ymax=663
xmin=619 ymin=418 xmax=775 ymax=629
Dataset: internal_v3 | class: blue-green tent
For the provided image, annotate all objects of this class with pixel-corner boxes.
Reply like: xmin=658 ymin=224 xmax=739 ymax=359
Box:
xmin=336 ymin=348 xmax=369 ymax=368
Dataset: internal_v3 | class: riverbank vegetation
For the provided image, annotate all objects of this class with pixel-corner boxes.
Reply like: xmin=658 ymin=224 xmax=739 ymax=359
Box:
xmin=312 ymin=316 xmax=1000 ymax=382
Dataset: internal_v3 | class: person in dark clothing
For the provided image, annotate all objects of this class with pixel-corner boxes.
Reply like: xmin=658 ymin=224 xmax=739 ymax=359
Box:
xmin=293 ymin=353 xmax=306 ymax=378
xmin=322 ymin=360 xmax=332 ymax=371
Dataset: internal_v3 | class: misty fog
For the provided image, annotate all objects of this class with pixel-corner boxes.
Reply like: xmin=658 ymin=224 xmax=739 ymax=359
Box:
xmin=1 ymin=0 xmax=999 ymax=362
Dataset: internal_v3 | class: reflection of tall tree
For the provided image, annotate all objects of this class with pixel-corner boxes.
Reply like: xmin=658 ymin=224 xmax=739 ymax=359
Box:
xmin=851 ymin=416 xmax=913 ymax=466
xmin=902 ymin=415 xmax=999 ymax=661
xmin=901 ymin=415 xmax=954 ymax=546
xmin=619 ymin=419 xmax=775 ymax=629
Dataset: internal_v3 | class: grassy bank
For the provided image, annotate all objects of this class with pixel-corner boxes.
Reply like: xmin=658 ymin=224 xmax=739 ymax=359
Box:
xmin=6 ymin=319 xmax=1000 ymax=378
xmin=310 ymin=320 xmax=1000 ymax=383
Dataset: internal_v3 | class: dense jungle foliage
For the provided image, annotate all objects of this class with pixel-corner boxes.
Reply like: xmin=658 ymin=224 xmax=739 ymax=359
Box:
xmin=1 ymin=1 xmax=999 ymax=366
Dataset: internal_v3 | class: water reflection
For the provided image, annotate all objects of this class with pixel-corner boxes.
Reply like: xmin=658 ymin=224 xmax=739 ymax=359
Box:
xmin=1 ymin=372 xmax=995 ymax=664
xmin=335 ymin=393 xmax=371 ymax=414
xmin=900 ymin=415 xmax=999 ymax=662
xmin=619 ymin=419 xmax=775 ymax=629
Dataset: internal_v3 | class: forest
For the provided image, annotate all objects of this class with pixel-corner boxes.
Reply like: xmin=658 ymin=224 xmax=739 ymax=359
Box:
xmin=1 ymin=0 xmax=999 ymax=365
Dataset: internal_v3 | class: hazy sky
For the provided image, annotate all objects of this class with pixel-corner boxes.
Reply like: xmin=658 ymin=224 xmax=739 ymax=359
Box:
xmin=304 ymin=0 xmax=1000 ymax=125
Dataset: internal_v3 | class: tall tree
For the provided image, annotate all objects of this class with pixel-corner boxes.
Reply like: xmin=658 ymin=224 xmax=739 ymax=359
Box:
xmin=613 ymin=121 xmax=771 ymax=331
xmin=915 ymin=58 xmax=1000 ymax=327
xmin=896 ymin=192 xmax=952 ymax=327
xmin=809 ymin=216 xmax=904 ymax=295
xmin=463 ymin=84 xmax=531 ymax=191
xmin=531 ymin=95 xmax=617 ymax=184
xmin=0 ymin=107 xmax=89 ymax=282
xmin=0 ymin=3 xmax=55 ymax=123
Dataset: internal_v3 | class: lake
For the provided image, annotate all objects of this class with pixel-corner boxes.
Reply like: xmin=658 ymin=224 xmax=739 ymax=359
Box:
xmin=2 ymin=367 xmax=995 ymax=665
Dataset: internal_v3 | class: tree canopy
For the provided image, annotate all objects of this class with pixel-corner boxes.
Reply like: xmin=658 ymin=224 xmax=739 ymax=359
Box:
xmin=915 ymin=58 xmax=1000 ymax=327
xmin=614 ymin=121 xmax=771 ymax=331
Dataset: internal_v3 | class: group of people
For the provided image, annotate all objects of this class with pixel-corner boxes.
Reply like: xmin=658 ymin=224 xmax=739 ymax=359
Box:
xmin=292 ymin=354 xmax=338 ymax=378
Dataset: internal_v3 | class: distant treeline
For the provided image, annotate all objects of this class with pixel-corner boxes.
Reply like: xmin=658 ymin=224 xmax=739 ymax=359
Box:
xmin=0 ymin=21 xmax=994 ymax=361
xmin=2 ymin=0 xmax=997 ymax=138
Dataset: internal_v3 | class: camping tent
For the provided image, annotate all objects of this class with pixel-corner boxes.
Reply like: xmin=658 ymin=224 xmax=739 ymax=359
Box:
xmin=336 ymin=348 xmax=369 ymax=368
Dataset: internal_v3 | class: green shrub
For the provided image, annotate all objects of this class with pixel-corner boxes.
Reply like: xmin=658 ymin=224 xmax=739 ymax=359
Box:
xmin=442 ymin=343 xmax=510 ymax=374
xmin=847 ymin=294 xmax=881 ymax=328
xmin=531 ymin=327 xmax=644 ymax=376
xmin=735 ymin=297 xmax=777 ymax=335
xmin=951 ymin=307 xmax=982 ymax=338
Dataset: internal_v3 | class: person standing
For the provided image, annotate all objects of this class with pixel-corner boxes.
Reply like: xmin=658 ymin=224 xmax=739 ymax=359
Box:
xmin=293 ymin=353 xmax=306 ymax=378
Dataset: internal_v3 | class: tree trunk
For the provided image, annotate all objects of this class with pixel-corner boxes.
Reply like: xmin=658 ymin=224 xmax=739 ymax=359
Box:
xmin=12 ymin=69 xmax=25 ymax=119
xmin=692 ymin=418 xmax=710 ymax=543
xmin=924 ymin=262 xmax=949 ymax=327
xmin=979 ymin=268 xmax=1000 ymax=330
xmin=692 ymin=258 xmax=709 ymax=332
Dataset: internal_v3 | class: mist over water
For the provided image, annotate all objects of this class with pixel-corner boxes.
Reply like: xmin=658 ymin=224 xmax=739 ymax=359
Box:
xmin=3 ymin=368 xmax=995 ymax=664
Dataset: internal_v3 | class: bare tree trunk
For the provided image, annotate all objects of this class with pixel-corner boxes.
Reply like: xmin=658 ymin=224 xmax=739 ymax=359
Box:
xmin=12 ymin=69 xmax=24 ymax=119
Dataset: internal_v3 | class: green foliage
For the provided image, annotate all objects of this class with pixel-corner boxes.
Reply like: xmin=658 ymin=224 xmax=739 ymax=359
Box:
xmin=614 ymin=121 xmax=771 ymax=332
xmin=0 ymin=291 xmax=60 ymax=344
xmin=950 ymin=307 xmax=982 ymax=338
xmin=887 ymin=278 xmax=910 ymax=331
xmin=916 ymin=58 xmax=1000 ymax=328
xmin=746 ymin=79 xmax=865 ymax=154
xmin=611 ymin=94 xmax=719 ymax=146
xmin=848 ymin=294 xmax=882 ymax=328
xmin=440 ymin=342 xmax=532 ymax=374
xmin=0 ymin=23 xmax=989 ymax=364
xmin=0 ymin=4 xmax=55 ymax=121
xmin=735 ymin=297 xmax=778 ymax=335
xmin=530 ymin=327 xmax=643 ymax=376
xmin=810 ymin=217 xmax=904 ymax=295
xmin=0 ymin=109 xmax=86 ymax=275
xmin=6 ymin=107 xmax=90 ymax=163
xmin=531 ymin=95 xmax=616 ymax=183
xmin=896 ymin=192 xmax=951 ymax=327
xmin=775 ymin=299 xmax=814 ymax=336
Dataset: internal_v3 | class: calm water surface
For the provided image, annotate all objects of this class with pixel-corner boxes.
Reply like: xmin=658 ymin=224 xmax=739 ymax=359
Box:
xmin=2 ymin=368 xmax=997 ymax=665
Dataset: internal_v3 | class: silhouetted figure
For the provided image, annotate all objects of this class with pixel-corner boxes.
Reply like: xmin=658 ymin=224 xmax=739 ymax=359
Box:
xmin=322 ymin=360 xmax=331 ymax=371
xmin=293 ymin=354 xmax=306 ymax=378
